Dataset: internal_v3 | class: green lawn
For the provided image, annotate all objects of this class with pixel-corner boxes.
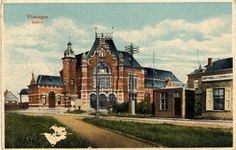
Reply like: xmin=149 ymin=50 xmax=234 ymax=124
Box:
xmin=107 ymin=112 xmax=153 ymax=118
xmin=5 ymin=113 xmax=95 ymax=148
xmin=83 ymin=118 xmax=232 ymax=148
xmin=66 ymin=110 xmax=86 ymax=114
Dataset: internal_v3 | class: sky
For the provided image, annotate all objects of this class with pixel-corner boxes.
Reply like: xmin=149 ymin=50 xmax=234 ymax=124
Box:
xmin=2 ymin=2 xmax=232 ymax=99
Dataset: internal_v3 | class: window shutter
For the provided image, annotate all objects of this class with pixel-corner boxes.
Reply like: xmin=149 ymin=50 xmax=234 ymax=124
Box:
xmin=224 ymin=87 xmax=231 ymax=111
xmin=206 ymin=88 xmax=213 ymax=111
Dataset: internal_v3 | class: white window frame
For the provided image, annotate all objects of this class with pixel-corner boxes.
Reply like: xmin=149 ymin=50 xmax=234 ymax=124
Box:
xmin=58 ymin=95 xmax=61 ymax=105
xmin=213 ymin=88 xmax=225 ymax=110
xmin=128 ymin=75 xmax=138 ymax=90
xmin=64 ymin=79 xmax=66 ymax=85
xmin=71 ymin=79 xmax=74 ymax=85
xmin=206 ymin=87 xmax=231 ymax=111
xmin=42 ymin=95 xmax=46 ymax=105
xmin=99 ymin=48 xmax=105 ymax=58
xmin=194 ymin=79 xmax=199 ymax=89
xmin=174 ymin=92 xmax=181 ymax=97
xmin=160 ymin=93 xmax=168 ymax=110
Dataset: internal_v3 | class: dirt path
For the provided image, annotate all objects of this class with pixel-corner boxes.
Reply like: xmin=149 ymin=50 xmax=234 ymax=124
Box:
xmin=52 ymin=115 xmax=159 ymax=148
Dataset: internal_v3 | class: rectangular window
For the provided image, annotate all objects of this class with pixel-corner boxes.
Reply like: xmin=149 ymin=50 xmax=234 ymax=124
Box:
xmin=160 ymin=93 xmax=168 ymax=110
xmin=174 ymin=92 xmax=181 ymax=97
xmin=42 ymin=95 xmax=46 ymax=105
xmin=213 ymin=88 xmax=224 ymax=110
xmin=194 ymin=80 xmax=199 ymax=89
xmin=71 ymin=79 xmax=74 ymax=85
xmin=58 ymin=95 xmax=61 ymax=105
xmin=134 ymin=78 xmax=137 ymax=89
xmin=128 ymin=76 xmax=137 ymax=90
xmin=64 ymin=79 xmax=66 ymax=85
xmin=93 ymin=76 xmax=96 ymax=88
xmin=100 ymin=77 xmax=105 ymax=88
xmin=106 ymin=77 xmax=110 ymax=88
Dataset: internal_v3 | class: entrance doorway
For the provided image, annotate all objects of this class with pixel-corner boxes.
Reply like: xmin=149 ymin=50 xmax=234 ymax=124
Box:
xmin=174 ymin=98 xmax=181 ymax=117
xmin=49 ymin=91 xmax=55 ymax=108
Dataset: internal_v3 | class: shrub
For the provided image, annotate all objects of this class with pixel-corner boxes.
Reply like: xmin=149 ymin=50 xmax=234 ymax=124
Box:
xmin=113 ymin=101 xmax=153 ymax=115
xmin=112 ymin=102 xmax=129 ymax=113
xmin=135 ymin=101 xmax=153 ymax=114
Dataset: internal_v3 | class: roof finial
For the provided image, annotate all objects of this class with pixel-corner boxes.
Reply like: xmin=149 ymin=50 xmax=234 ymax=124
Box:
xmin=112 ymin=25 xmax=114 ymax=33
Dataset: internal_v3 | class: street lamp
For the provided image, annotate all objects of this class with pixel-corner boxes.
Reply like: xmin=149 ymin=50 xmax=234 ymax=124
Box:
xmin=95 ymin=47 xmax=99 ymax=119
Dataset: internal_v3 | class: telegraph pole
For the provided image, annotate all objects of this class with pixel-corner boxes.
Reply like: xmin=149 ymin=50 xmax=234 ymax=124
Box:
xmin=125 ymin=43 xmax=139 ymax=115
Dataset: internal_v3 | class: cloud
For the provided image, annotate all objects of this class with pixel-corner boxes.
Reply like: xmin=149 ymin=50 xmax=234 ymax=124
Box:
xmin=2 ymin=15 xmax=232 ymax=98
xmin=114 ymin=15 xmax=231 ymax=43
xmin=3 ymin=17 xmax=88 ymax=98
xmin=94 ymin=24 xmax=108 ymax=31
xmin=4 ymin=18 xmax=86 ymax=47
xmin=52 ymin=18 xmax=85 ymax=35
xmin=153 ymin=33 xmax=231 ymax=52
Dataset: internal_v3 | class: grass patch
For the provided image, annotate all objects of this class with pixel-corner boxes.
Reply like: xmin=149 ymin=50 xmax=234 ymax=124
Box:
xmin=5 ymin=113 xmax=95 ymax=148
xmin=82 ymin=118 xmax=232 ymax=148
xmin=66 ymin=110 xmax=86 ymax=114
xmin=89 ymin=112 xmax=153 ymax=118
xmin=108 ymin=112 xmax=153 ymax=118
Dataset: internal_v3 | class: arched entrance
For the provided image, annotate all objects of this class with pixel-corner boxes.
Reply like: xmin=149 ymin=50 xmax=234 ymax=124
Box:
xmin=99 ymin=94 xmax=107 ymax=109
xmin=108 ymin=94 xmax=116 ymax=108
xmin=49 ymin=91 xmax=55 ymax=108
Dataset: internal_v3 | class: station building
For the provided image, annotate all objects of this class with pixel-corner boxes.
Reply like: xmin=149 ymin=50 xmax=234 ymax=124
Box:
xmin=187 ymin=57 xmax=233 ymax=120
xmin=27 ymin=33 xmax=185 ymax=110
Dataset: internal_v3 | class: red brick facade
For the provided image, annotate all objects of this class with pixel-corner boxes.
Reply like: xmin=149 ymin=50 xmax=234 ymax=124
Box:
xmin=28 ymin=34 xmax=183 ymax=110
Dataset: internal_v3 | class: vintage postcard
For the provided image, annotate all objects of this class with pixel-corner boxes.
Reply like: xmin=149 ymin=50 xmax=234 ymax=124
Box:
xmin=1 ymin=0 xmax=234 ymax=149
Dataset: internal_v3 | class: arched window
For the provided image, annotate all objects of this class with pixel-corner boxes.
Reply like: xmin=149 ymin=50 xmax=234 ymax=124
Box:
xmin=108 ymin=94 xmax=116 ymax=106
xmin=90 ymin=94 xmax=96 ymax=108
xmin=93 ymin=62 xmax=112 ymax=89
xmin=144 ymin=92 xmax=150 ymax=102
xmin=99 ymin=48 xmax=105 ymax=58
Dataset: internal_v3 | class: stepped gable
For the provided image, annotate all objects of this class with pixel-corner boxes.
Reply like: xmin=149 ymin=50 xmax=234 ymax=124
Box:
xmin=75 ymin=37 xmax=142 ymax=68
xmin=86 ymin=38 xmax=119 ymax=59
xmin=36 ymin=75 xmax=63 ymax=86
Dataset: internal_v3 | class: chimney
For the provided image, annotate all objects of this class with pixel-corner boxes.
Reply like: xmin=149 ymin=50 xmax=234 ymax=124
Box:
xmin=208 ymin=58 xmax=212 ymax=67
xmin=4 ymin=90 xmax=9 ymax=97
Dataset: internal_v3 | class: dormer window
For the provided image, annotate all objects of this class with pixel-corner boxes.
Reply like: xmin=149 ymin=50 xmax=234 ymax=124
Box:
xmin=49 ymin=77 xmax=52 ymax=82
xmin=99 ymin=48 xmax=105 ymax=58
xmin=71 ymin=79 xmax=74 ymax=85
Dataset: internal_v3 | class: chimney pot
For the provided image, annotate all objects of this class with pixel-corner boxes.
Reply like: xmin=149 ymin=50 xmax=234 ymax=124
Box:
xmin=208 ymin=58 xmax=212 ymax=67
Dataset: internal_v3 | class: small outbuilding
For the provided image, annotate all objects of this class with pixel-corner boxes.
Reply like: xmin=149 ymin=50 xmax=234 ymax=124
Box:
xmin=153 ymin=87 xmax=194 ymax=119
xmin=5 ymin=90 xmax=19 ymax=111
